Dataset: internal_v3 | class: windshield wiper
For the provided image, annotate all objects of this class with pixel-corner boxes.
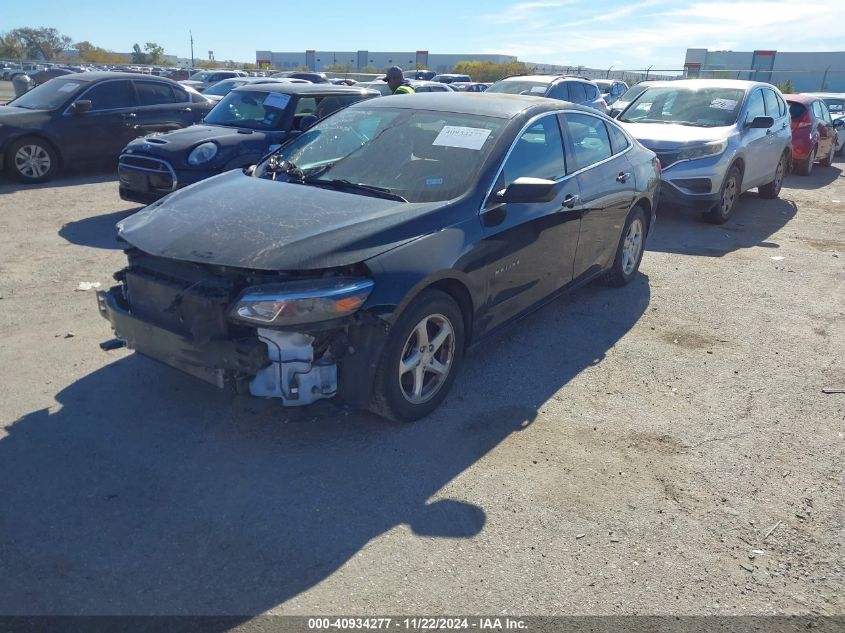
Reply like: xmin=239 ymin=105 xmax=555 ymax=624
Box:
xmin=304 ymin=178 xmax=408 ymax=202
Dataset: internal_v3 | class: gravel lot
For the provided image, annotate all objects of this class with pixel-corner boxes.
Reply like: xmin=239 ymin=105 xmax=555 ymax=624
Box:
xmin=0 ymin=83 xmax=843 ymax=617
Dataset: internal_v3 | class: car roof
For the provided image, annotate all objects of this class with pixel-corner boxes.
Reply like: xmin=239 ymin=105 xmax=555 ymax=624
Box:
xmin=804 ymin=92 xmax=845 ymax=98
xmin=643 ymin=79 xmax=767 ymax=90
xmin=783 ymin=93 xmax=819 ymax=103
xmin=58 ymin=71 xmax=180 ymax=83
xmin=354 ymin=91 xmax=595 ymax=119
xmin=232 ymin=83 xmax=379 ymax=96
xmin=498 ymin=75 xmax=594 ymax=84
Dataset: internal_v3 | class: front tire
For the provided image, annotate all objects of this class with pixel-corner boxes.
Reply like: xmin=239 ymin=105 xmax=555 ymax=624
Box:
xmin=369 ymin=289 xmax=465 ymax=422
xmin=705 ymin=165 xmax=741 ymax=224
xmin=758 ymin=153 xmax=786 ymax=199
xmin=6 ymin=137 xmax=58 ymax=183
xmin=601 ymin=206 xmax=646 ymax=287
xmin=796 ymin=145 xmax=816 ymax=176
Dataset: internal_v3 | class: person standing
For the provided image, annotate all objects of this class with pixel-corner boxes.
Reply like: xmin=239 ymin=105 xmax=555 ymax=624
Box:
xmin=385 ymin=66 xmax=414 ymax=95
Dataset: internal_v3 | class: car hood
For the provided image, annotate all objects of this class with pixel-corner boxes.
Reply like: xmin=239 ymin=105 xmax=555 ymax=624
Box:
xmin=118 ymin=170 xmax=454 ymax=270
xmin=125 ymin=124 xmax=273 ymax=153
xmin=0 ymin=105 xmax=50 ymax=125
xmin=619 ymin=122 xmax=733 ymax=149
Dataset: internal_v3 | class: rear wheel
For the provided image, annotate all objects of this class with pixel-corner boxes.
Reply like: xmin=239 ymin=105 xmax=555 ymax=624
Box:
xmin=601 ymin=206 xmax=646 ymax=287
xmin=819 ymin=141 xmax=835 ymax=167
xmin=796 ymin=145 xmax=816 ymax=176
xmin=759 ymin=153 xmax=787 ymax=199
xmin=705 ymin=165 xmax=740 ymax=224
xmin=369 ymin=289 xmax=465 ymax=422
xmin=6 ymin=137 xmax=58 ymax=183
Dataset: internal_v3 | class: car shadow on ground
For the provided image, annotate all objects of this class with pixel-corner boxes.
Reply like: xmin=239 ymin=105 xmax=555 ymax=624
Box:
xmin=59 ymin=208 xmax=142 ymax=250
xmin=782 ymin=165 xmax=843 ymax=190
xmin=0 ymin=166 xmax=116 ymax=193
xmin=0 ymin=275 xmax=649 ymax=617
xmin=647 ymin=195 xmax=797 ymax=257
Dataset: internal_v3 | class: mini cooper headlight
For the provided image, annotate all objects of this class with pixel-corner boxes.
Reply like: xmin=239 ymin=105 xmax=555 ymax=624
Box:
xmin=231 ymin=278 xmax=375 ymax=326
xmin=188 ymin=141 xmax=218 ymax=165
xmin=677 ymin=140 xmax=728 ymax=162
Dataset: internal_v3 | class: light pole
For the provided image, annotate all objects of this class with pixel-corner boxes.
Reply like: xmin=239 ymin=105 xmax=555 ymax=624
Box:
xmin=189 ymin=30 xmax=194 ymax=70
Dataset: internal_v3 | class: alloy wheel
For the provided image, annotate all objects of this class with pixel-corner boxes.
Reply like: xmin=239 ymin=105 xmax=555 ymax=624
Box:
xmin=720 ymin=174 xmax=738 ymax=218
xmin=398 ymin=313 xmax=456 ymax=405
xmin=14 ymin=144 xmax=51 ymax=179
xmin=622 ymin=218 xmax=644 ymax=276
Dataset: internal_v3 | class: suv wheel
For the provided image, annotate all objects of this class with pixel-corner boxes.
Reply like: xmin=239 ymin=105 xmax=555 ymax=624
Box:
xmin=759 ymin=153 xmax=787 ymax=199
xmin=705 ymin=165 xmax=741 ymax=224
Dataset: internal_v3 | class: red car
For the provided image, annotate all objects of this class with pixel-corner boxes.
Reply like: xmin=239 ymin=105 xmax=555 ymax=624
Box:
xmin=785 ymin=94 xmax=838 ymax=175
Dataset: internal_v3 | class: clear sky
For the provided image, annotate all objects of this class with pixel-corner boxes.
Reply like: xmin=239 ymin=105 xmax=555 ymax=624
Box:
xmin=3 ymin=0 xmax=841 ymax=69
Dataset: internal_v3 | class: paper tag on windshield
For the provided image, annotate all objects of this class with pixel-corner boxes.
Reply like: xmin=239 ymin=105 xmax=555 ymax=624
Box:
xmin=432 ymin=126 xmax=492 ymax=150
xmin=710 ymin=98 xmax=737 ymax=110
xmin=263 ymin=92 xmax=291 ymax=110
xmin=530 ymin=86 xmax=546 ymax=94
xmin=58 ymin=82 xmax=78 ymax=93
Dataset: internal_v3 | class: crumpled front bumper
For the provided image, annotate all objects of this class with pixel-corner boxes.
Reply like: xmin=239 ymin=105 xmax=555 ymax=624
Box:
xmin=96 ymin=286 xmax=268 ymax=389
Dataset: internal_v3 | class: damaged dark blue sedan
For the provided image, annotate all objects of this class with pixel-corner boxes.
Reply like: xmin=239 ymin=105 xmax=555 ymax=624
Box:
xmin=98 ymin=93 xmax=660 ymax=421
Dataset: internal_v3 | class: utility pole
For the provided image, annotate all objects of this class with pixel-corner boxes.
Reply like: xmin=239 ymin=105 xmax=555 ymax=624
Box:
xmin=190 ymin=30 xmax=194 ymax=70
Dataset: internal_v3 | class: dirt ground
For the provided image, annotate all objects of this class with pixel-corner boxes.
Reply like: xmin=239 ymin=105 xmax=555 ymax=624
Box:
xmin=0 ymin=105 xmax=843 ymax=616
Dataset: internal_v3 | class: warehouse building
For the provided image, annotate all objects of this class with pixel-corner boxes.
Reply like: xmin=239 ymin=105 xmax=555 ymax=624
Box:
xmin=255 ymin=50 xmax=516 ymax=73
xmin=684 ymin=48 xmax=845 ymax=92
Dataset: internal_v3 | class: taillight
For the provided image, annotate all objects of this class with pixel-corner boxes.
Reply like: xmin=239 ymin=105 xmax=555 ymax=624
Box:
xmin=654 ymin=157 xmax=662 ymax=174
xmin=599 ymin=98 xmax=608 ymax=108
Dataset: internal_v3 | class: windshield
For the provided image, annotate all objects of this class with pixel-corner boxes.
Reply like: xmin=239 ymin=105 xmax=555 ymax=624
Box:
xmin=204 ymin=90 xmax=291 ymax=129
xmin=189 ymin=71 xmax=214 ymax=81
xmin=823 ymin=98 xmax=844 ymax=115
xmin=257 ymin=107 xmax=505 ymax=203
xmin=619 ymin=86 xmax=745 ymax=127
xmin=617 ymin=84 xmax=649 ymax=104
xmin=8 ymin=78 xmax=85 ymax=110
xmin=202 ymin=80 xmax=245 ymax=96
xmin=486 ymin=80 xmax=549 ymax=96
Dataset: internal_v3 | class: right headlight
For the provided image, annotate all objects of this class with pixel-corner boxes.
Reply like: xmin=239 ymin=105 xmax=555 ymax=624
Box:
xmin=187 ymin=141 xmax=218 ymax=165
xmin=677 ymin=139 xmax=728 ymax=162
xmin=230 ymin=278 xmax=375 ymax=326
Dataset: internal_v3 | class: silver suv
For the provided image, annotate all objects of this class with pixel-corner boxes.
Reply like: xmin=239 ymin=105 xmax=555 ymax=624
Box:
xmin=617 ymin=79 xmax=792 ymax=224
xmin=486 ymin=75 xmax=608 ymax=114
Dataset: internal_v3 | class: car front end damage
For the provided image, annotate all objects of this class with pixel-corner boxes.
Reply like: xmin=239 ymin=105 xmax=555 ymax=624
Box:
xmin=96 ymin=249 xmax=389 ymax=408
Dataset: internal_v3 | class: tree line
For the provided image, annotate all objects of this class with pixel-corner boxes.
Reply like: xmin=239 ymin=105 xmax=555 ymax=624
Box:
xmin=0 ymin=26 xmax=169 ymax=66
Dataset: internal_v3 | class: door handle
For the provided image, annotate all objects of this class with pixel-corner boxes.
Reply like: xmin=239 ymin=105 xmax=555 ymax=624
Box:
xmin=562 ymin=194 xmax=580 ymax=209
xmin=180 ymin=107 xmax=192 ymax=113
xmin=616 ymin=172 xmax=631 ymax=183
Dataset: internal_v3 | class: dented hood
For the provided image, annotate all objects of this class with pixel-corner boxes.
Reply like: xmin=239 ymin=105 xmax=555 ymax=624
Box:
xmin=118 ymin=170 xmax=454 ymax=271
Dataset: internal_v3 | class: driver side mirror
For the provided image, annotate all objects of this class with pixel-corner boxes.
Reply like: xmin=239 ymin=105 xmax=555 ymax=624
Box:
xmin=299 ymin=114 xmax=318 ymax=131
xmin=746 ymin=115 xmax=774 ymax=129
xmin=70 ymin=99 xmax=91 ymax=114
xmin=492 ymin=177 xmax=558 ymax=204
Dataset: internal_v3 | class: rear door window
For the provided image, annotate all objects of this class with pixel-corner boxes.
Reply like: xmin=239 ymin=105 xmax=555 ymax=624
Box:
xmin=135 ymin=81 xmax=180 ymax=105
xmin=547 ymin=82 xmax=570 ymax=100
xmin=606 ymin=122 xmax=630 ymax=154
xmin=812 ymin=100 xmax=823 ymax=120
xmin=83 ymin=80 xmax=135 ymax=111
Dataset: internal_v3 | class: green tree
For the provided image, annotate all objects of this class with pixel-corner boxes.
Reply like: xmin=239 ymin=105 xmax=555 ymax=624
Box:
xmin=451 ymin=60 xmax=530 ymax=83
xmin=776 ymin=79 xmax=794 ymax=94
xmin=131 ymin=43 xmax=148 ymax=64
xmin=325 ymin=63 xmax=353 ymax=73
xmin=144 ymin=42 xmax=164 ymax=64
xmin=0 ymin=32 xmax=25 ymax=61
xmin=74 ymin=40 xmax=125 ymax=64
xmin=8 ymin=27 xmax=72 ymax=60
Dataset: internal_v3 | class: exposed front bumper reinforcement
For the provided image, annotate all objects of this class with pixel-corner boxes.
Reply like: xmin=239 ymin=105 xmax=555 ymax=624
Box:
xmin=96 ymin=286 xmax=269 ymax=389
